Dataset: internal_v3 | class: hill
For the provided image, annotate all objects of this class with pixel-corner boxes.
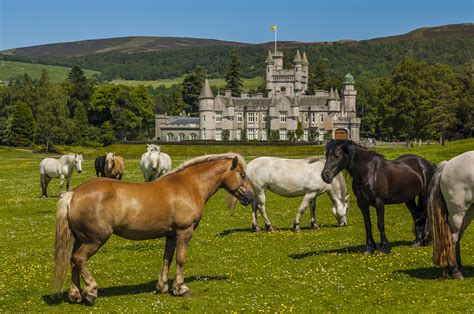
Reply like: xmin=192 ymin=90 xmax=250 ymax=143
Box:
xmin=2 ymin=23 xmax=472 ymax=81
xmin=0 ymin=61 xmax=100 ymax=82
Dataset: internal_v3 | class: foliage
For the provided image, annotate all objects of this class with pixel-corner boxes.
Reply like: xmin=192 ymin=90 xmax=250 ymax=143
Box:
xmin=8 ymin=100 xmax=36 ymax=146
xmin=269 ymin=129 xmax=280 ymax=142
xmin=221 ymin=129 xmax=230 ymax=141
xmin=225 ymin=49 xmax=243 ymax=97
xmin=295 ymin=120 xmax=303 ymax=140
xmin=182 ymin=66 xmax=207 ymax=112
xmin=308 ymin=128 xmax=319 ymax=142
xmin=287 ymin=130 xmax=296 ymax=141
xmin=71 ymin=102 xmax=90 ymax=145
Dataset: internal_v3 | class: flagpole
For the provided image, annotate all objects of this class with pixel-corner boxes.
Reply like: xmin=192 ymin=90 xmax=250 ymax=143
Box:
xmin=274 ymin=25 xmax=277 ymax=52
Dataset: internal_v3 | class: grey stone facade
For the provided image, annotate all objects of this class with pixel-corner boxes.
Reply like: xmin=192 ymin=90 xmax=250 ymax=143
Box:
xmin=155 ymin=50 xmax=360 ymax=142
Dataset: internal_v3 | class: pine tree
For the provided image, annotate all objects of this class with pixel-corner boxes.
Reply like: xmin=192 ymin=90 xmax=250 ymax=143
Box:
xmin=170 ymin=84 xmax=187 ymax=115
xmin=182 ymin=66 xmax=207 ymax=112
xmin=72 ymin=101 xmax=89 ymax=144
xmin=9 ymin=100 xmax=36 ymax=146
xmin=313 ymin=59 xmax=327 ymax=90
xmin=66 ymin=65 xmax=94 ymax=114
xmin=225 ymin=49 xmax=243 ymax=97
xmin=295 ymin=120 xmax=303 ymax=140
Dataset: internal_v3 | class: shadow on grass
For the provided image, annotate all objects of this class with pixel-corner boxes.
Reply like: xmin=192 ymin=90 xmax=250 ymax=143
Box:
xmin=42 ymin=275 xmax=228 ymax=305
xmin=218 ymin=224 xmax=341 ymax=236
xmin=288 ymin=240 xmax=413 ymax=259
xmin=395 ymin=266 xmax=474 ymax=280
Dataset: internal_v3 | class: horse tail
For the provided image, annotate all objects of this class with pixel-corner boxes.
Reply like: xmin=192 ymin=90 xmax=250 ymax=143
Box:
xmin=52 ymin=191 xmax=74 ymax=295
xmin=335 ymin=172 xmax=347 ymax=204
xmin=427 ymin=161 xmax=455 ymax=268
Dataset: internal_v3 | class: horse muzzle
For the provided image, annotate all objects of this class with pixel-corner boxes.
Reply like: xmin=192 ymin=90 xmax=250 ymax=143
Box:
xmin=238 ymin=189 xmax=254 ymax=206
xmin=321 ymin=171 xmax=333 ymax=184
xmin=152 ymin=167 xmax=157 ymax=171
xmin=78 ymin=170 xmax=82 ymax=174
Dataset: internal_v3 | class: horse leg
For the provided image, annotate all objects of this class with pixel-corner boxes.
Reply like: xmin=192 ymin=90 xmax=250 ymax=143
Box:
xmin=71 ymin=242 xmax=103 ymax=305
xmin=156 ymin=236 xmax=176 ymax=293
xmin=327 ymin=189 xmax=347 ymax=226
xmin=251 ymin=197 xmax=261 ymax=232
xmin=417 ymin=193 xmax=431 ymax=245
xmin=448 ymin=208 xmax=473 ymax=279
xmin=172 ymin=227 xmax=193 ymax=296
xmin=66 ymin=176 xmax=71 ymax=192
xmin=68 ymin=239 xmax=83 ymax=303
xmin=40 ymin=174 xmax=47 ymax=198
xmin=309 ymin=196 xmax=319 ymax=229
xmin=293 ymin=193 xmax=314 ymax=231
xmin=405 ymin=199 xmax=424 ymax=246
xmin=59 ymin=175 xmax=65 ymax=197
xmin=257 ymin=192 xmax=273 ymax=231
xmin=358 ymin=200 xmax=376 ymax=255
xmin=375 ymin=200 xmax=391 ymax=254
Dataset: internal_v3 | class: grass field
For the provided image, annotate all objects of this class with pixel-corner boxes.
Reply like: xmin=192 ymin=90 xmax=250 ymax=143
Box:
xmin=0 ymin=61 xmax=101 ymax=82
xmin=111 ymin=76 xmax=264 ymax=91
xmin=0 ymin=139 xmax=473 ymax=311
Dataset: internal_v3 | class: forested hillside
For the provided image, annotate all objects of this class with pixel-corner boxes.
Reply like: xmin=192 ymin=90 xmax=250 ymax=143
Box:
xmin=3 ymin=24 xmax=472 ymax=81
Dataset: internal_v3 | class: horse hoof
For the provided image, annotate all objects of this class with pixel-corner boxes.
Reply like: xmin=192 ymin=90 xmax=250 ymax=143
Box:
xmin=362 ymin=248 xmax=375 ymax=256
xmin=410 ymin=241 xmax=421 ymax=248
xmin=252 ymin=226 xmax=261 ymax=232
xmin=83 ymin=294 xmax=96 ymax=306
xmin=42 ymin=195 xmax=47 ymax=198
xmin=156 ymin=281 xmax=169 ymax=294
xmin=265 ymin=225 xmax=274 ymax=232
xmin=68 ymin=291 xmax=82 ymax=303
xmin=293 ymin=223 xmax=301 ymax=232
xmin=172 ymin=284 xmax=191 ymax=297
xmin=451 ymin=269 xmax=465 ymax=280
xmin=310 ymin=223 xmax=320 ymax=230
xmin=380 ymin=246 xmax=391 ymax=254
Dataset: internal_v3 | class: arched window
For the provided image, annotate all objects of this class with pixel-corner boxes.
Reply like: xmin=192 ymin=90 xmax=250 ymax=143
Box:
xmin=166 ymin=133 xmax=174 ymax=142
xmin=190 ymin=133 xmax=197 ymax=141
xmin=178 ymin=133 xmax=185 ymax=142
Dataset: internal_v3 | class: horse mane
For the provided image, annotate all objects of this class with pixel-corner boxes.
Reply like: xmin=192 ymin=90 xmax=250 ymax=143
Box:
xmin=163 ymin=152 xmax=247 ymax=177
xmin=327 ymin=140 xmax=385 ymax=159
xmin=302 ymin=156 xmax=323 ymax=164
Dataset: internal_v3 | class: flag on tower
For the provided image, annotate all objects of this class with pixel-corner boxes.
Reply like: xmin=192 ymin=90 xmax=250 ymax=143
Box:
xmin=270 ymin=25 xmax=277 ymax=31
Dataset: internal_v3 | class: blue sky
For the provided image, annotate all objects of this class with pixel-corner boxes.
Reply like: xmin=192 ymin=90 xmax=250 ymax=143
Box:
xmin=0 ymin=0 xmax=472 ymax=50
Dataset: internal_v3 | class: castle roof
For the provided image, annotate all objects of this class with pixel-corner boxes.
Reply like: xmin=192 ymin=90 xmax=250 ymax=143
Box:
xmin=265 ymin=50 xmax=274 ymax=63
xmin=293 ymin=50 xmax=302 ymax=64
xmin=328 ymin=88 xmax=335 ymax=100
xmin=334 ymin=88 xmax=340 ymax=100
xmin=199 ymin=79 xmax=214 ymax=99
xmin=168 ymin=117 xmax=200 ymax=125
xmin=343 ymin=73 xmax=355 ymax=84
xmin=302 ymin=51 xmax=309 ymax=65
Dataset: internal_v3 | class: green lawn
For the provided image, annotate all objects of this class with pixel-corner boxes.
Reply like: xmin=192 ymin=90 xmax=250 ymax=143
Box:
xmin=111 ymin=77 xmax=264 ymax=92
xmin=0 ymin=139 xmax=473 ymax=311
xmin=0 ymin=61 xmax=101 ymax=82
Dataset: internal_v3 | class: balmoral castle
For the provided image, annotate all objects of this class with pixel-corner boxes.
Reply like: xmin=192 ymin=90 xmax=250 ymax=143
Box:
xmin=155 ymin=49 xmax=360 ymax=142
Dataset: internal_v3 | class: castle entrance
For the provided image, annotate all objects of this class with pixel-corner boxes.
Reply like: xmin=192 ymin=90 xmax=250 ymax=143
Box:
xmin=335 ymin=129 xmax=348 ymax=140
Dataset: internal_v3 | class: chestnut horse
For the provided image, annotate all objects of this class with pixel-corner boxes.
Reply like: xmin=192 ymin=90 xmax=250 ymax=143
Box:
xmin=52 ymin=153 xmax=254 ymax=305
xmin=104 ymin=152 xmax=125 ymax=180
xmin=321 ymin=140 xmax=435 ymax=255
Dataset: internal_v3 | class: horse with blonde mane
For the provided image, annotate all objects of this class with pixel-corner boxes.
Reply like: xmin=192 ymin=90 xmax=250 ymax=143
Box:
xmin=428 ymin=151 xmax=473 ymax=279
xmin=104 ymin=152 xmax=125 ymax=180
xmin=52 ymin=153 xmax=254 ymax=305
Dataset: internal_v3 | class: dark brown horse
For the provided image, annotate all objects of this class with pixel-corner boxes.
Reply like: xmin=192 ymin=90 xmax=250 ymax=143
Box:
xmin=52 ymin=153 xmax=254 ymax=305
xmin=321 ymin=140 xmax=435 ymax=255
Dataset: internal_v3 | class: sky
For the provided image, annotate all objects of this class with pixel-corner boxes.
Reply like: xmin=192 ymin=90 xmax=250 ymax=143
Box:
xmin=0 ymin=0 xmax=472 ymax=50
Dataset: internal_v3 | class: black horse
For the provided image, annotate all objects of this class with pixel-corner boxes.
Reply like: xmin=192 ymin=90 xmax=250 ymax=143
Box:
xmin=321 ymin=140 xmax=435 ymax=255
xmin=94 ymin=155 xmax=106 ymax=177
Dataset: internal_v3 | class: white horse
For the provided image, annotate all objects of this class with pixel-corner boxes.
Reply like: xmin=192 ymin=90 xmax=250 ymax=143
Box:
xmin=246 ymin=156 xmax=349 ymax=232
xmin=39 ymin=154 xmax=83 ymax=197
xmin=428 ymin=151 xmax=473 ymax=279
xmin=140 ymin=148 xmax=172 ymax=182
xmin=146 ymin=143 xmax=160 ymax=153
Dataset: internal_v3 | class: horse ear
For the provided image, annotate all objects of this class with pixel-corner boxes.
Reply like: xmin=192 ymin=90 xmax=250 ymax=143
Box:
xmin=75 ymin=154 xmax=77 ymax=157
xmin=230 ymin=156 xmax=239 ymax=170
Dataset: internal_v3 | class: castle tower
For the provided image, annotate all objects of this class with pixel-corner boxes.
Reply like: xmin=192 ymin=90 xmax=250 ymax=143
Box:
xmin=302 ymin=51 xmax=309 ymax=94
xmin=272 ymin=50 xmax=284 ymax=71
xmin=328 ymin=87 xmax=339 ymax=112
xmin=265 ymin=50 xmax=274 ymax=94
xmin=198 ymin=79 xmax=215 ymax=140
xmin=293 ymin=50 xmax=303 ymax=95
xmin=342 ymin=73 xmax=357 ymax=113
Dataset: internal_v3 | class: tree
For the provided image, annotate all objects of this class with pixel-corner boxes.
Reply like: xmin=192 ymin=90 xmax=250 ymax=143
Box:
xmin=222 ymin=129 xmax=230 ymax=141
xmin=169 ymin=84 xmax=188 ymax=115
xmin=72 ymin=102 xmax=89 ymax=144
xmin=182 ymin=66 xmax=207 ymax=112
xmin=9 ymin=100 xmax=36 ymax=146
xmin=36 ymin=84 xmax=72 ymax=151
xmin=65 ymin=66 xmax=94 ymax=115
xmin=100 ymin=121 xmax=116 ymax=145
xmin=308 ymin=59 xmax=327 ymax=93
xmin=295 ymin=120 xmax=303 ymax=141
xmin=225 ymin=49 xmax=243 ymax=97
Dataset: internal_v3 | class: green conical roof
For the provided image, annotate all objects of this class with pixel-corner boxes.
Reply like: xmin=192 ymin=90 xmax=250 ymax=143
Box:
xmin=265 ymin=50 xmax=274 ymax=63
xmin=343 ymin=73 xmax=355 ymax=84
xmin=199 ymin=79 xmax=214 ymax=99
xmin=293 ymin=50 xmax=302 ymax=64
xmin=302 ymin=51 xmax=309 ymax=65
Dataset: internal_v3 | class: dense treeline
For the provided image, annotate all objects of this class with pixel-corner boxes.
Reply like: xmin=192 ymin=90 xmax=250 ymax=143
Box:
xmin=4 ymin=36 xmax=472 ymax=81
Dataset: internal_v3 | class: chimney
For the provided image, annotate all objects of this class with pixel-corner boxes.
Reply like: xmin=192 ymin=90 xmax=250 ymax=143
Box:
xmin=225 ymin=89 xmax=232 ymax=97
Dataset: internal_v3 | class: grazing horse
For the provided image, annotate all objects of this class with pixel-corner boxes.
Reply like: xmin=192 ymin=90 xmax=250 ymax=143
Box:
xmin=246 ymin=156 xmax=349 ymax=232
xmin=94 ymin=155 xmax=106 ymax=177
xmin=104 ymin=152 xmax=125 ymax=180
xmin=39 ymin=154 xmax=83 ymax=197
xmin=52 ymin=153 xmax=254 ymax=305
xmin=321 ymin=140 xmax=435 ymax=255
xmin=140 ymin=148 xmax=172 ymax=182
xmin=428 ymin=151 xmax=473 ymax=279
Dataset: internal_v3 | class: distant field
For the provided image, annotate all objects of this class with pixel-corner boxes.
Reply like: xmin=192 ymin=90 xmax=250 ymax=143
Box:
xmin=0 ymin=61 xmax=101 ymax=82
xmin=111 ymin=76 xmax=264 ymax=91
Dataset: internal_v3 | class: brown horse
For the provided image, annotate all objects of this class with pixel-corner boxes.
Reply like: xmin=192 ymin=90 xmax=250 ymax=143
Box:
xmin=52 ymin=153 xmax=254 ymax=305
xmin=104 ymin=152 xmax=125 ymax=180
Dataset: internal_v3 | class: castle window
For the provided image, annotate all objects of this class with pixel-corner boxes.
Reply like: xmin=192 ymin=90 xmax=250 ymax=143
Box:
xmin=216 ymin=112 xmax=222 ymax=122
xmin=304 ymin=113 xmax=309 ymax=123
xmin=237 ymin=112 xmax=243 ymax=123
xmin=166 ymin=133 xmax=174 ymax=142
xmin=280 ymin=112 xmax=287 ymax=123
xmin=247 ymin=129 xmax=255 ymax=140
xmin=178 ymin=133 xmax=185 ymax=142
xmin=215 ymin=129 xmax=222 ymax=141
xmin=203 ymin=115 xmax=206 ymax=122
xmin=303 ymin=129 xmax=309 ymax=141
xmin=262 ymin=112 xmax=267 ymax=123
xmin=320 ymin=114 xmax=324 ymax=123
xmin=236 ymin=129 xmax=242 ymax=140
xmin=311 ymin=113 xmax=316 ymax=123
xmin=247 ymin=112 xmax=257 ymax=123
xmin=190 ymin=133 xmax=197 ymax=141
xmin=279 ymin=129 xmax=287 ymax=140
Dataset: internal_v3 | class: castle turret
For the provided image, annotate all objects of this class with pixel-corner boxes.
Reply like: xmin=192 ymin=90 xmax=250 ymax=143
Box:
xmin=265 ymin=50 xmax=274 ymax=95
xmin=291 ymin=95 xmax=299 ymax=119
xmin=272 ymin=50 xmax=284 ymax=71
xmin=342 ymin=73 xmax=357 ymax=113
xmin=199 ymin=79 xmax=215 ymax=139
xmin=302 ymin=52 xmax=309 ymax=93
xmin=293 ymin=50 xmax=303 ymax=95
xmin=328 ymin=87 xmax=338 ymax=112
xmin=226 ymin=96 xmax=235 ymax=119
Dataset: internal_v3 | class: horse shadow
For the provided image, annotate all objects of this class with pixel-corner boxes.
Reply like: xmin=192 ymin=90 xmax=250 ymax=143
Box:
xmin=42 ymin=275 xmax=228 ymax=305
xmin=394 ymin=266 xmax=474 ymax=280
xmin=217 ymin=224 xmax=341 ymax=236
xmin=288 ymin=240 xmax=413 ymax=260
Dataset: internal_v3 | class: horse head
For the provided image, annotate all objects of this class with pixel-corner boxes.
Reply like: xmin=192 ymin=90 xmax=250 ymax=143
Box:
xmin=321 ymin=140 xmax=353 ymax=183
xmin=105 ymin=152 xmax=116 ymax=172
xmin=74 ymin=154 xmax=83 ymax=173
xmin=149 ymin=151 xmax=160 ymax=172
xmin=224 ymin=156 xmax=254 ymax=208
